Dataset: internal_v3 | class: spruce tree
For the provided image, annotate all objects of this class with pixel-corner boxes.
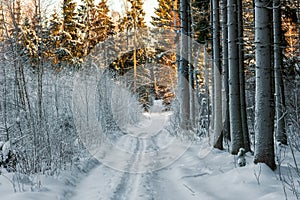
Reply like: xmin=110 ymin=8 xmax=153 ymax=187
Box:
xmin=60 ymin=0 xmax=83 ymax=65
xmin=77 ymin=0 xmax=94 ymax=57
xmin=19 ymin=17 xmax=38 ymax=64
xmin=254 ymin=0 xmax=276 ymax=170
xmin=48 ymin=9 xmax=62 ymax=67
xmin=192 ymin=0 xmax=210 ymax=44
xmin=120 ymin=0 xmax=146 ymax=31
xmin=151 ymin=0 xmax=179 ymax=29
xmin=89 ymin=0 xmax=114 ymax=52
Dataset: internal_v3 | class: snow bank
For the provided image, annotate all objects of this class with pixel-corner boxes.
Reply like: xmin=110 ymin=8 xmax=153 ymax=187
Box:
xmin=0 ymin=158 xmax=99 ymax=200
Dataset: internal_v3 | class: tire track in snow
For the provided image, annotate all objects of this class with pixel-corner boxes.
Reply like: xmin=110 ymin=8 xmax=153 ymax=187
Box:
xmin=110 ymin=137 xmax=140 ymax=200
xmin=110 ymin=132 xmax=156 ymax=200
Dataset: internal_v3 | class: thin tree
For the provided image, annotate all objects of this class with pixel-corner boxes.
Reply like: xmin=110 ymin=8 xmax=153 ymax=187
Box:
xmin=273 ymin=0 xmax=287 ymax=145
xmin=221 ymin=0 xmax=230 ymax=143
xmin=212 ymin=0 xmax=223 ymax=149
xmin=121 ymin=0 xmax=146 ymax=92
xmin=179 ymin=0 xmax=191 ymax=129
xmin=253 ymin=0 xmax=276 ymax=170
xmin=227 ymin=0 xmax=244 ymax=154
xmin=237 ymin=0 xmax=250 ymax=152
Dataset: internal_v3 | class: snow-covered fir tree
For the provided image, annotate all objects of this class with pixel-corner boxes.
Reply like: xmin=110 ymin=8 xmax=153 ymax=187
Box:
xmin=60 ymin=0 xmax=84 ymax=66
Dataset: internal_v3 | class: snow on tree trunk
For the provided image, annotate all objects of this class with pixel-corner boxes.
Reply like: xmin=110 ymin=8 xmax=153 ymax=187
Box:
xmin=228 ymin=0 xmax=244 ymax=154
xmin=273 ymin=0 xmax=287 ymax=145
xmin=254 ymin=0 xmax=276 ymax=170
xmin=212 ymin=0 xmax=223 ymax=149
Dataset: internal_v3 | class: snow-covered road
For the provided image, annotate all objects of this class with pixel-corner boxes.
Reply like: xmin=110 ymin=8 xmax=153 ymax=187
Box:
xmin=0 ymin=112 xmax=289 ymax=200
xmin=70 ymin=112 xmax=286 ymax=200
xmin=71 ymin=112 xmax=198 ymax=200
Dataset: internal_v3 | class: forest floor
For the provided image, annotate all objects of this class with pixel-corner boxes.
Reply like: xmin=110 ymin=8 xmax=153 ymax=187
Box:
xmin=0 ymin=110 xmax=298 ymax=200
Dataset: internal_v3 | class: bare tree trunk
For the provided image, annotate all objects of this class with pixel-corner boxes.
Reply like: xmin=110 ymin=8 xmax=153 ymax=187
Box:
xmin=238 ymin=0 xmax=250 ymax=152
xmin=212 ymin=0 xmax=223 ymax=149
xmin=273 ymin=0 xmax=287 ymax=145
xmin=228 ymin=0 xmax=244 ymax=154
xmin=188 ymin=0 xmax=195 ymax=127
xmin=2 ymin=59 xmax=9 ymax=141
xmin=254 ymin=0 xmax=276 ymax=170
xmin=210 ymin=0 xmax=215 ymax=135
xmin=179 ymin=0 xmax=191 ymax=129
xmin=204 ymin=42 xmax=211 ymax=138
xmin=221 ymin=0 xmax=230 ymax=143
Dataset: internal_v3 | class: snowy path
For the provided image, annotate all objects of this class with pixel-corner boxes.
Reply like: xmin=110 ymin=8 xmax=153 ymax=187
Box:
xmin=70 ymin=112 xmax=287 ymax=200
xmin=71 ymin=112 xmax=198 ymax=200
xmin=0 ymin=111 xmax=292 ymax=199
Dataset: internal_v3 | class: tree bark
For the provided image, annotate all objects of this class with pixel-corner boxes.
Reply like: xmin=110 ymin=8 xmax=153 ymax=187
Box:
xmin=221 ymin=0 xmax=230 ymax=143
xmin=179 ymin=0 xmax=191 ymax=129
xmin=273 ymin=0 xmax=287 ymax=145
xmin=228 ymin=0 xmax=244 ymax=154
xmin=237 ymin=0 xmax=251 ymax=152
xmin=254 ymin=0 xmax=276 ymax=170
xmin=212 ymin=0 xmax=223 ymax=149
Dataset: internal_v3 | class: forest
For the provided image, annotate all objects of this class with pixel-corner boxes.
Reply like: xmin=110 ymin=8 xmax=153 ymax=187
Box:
xmin=0 ymin=0 xmax=299 ymax=199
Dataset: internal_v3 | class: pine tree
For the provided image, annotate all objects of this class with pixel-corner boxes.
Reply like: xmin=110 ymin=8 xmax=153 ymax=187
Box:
xmin=0 ymin=3 xmax=5 ymax=42
xmin=150 ymin=0 xmax=178 ymax=102
xmin=273 ymin=0 xmax=287 ymax=145
xmin=253 ymin=0 xmax=276 ymax=170
xmin=19 ymin=17 xmax=38 ymax=64
xmin=89 ymin=0 xmax=114 ymax=53
xmin=212 ymin=0 xmax=222 ymax=148
xmin=237 ymin=0 xmax=250 ymax=152
xmin=77 ymin=0 xmax=93 ymax=57
xmin=120 ymin=0 xmax=146 ymax=32
xmin=48 ymin=8 xmax=63 ymax=67
xmin=151 ymin=0 xmax=178 ymax=29
xmin=178 ymin=0 xmax=192 ymax=129
xmin=228 ymin=0 xmax=244 ymax=154
xmin=192 ymin=0 xmax=210 ymax=44
xmin=221 ymin=0 xmax=230 ymax=142
xmin=60 ymin=0 xmax=83 ymax=66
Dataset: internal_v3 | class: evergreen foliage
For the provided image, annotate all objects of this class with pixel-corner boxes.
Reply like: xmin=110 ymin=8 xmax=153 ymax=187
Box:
xmin=61 ymin=0 xmax=83 ymax=65
xmin=192 ymin=0 xmax=210 ymax=43
xmin=120 ymin=0 xmax=146 ymax=32
xmin=151 ymin=0 xmax=178 ymax=29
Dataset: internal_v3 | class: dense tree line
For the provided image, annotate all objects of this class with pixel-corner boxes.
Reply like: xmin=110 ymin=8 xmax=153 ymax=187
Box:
xmin=154 ymin=0 xmax=299 ymax=171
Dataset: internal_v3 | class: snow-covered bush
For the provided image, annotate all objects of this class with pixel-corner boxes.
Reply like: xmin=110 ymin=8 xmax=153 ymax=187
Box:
xmin=0 ymin=141 xmax=17 ymax=172
xmin=95 ymin=69 xmax=144 ymax=134
xmin=167 ymin=97 xmax=200 ymax=142
xmin=277 ymin=60 xmax=300 ymax=199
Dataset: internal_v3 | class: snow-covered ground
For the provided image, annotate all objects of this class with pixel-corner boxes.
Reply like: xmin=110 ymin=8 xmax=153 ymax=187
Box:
xmin=0 ymin=111 xmax=298 ymax=200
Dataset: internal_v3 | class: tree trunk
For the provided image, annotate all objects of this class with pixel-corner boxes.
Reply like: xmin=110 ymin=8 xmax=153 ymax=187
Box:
xmin=210 ymin=0 xmax=215 ymax=134
xmin=221 ymin=0 xmax=230 ymax=143
xmin=204 ymin=42 xmax=211 ymax=138
xmin=273 ymin=0 xmax=287 ymax=145
xmin=212 ymin=0 xmax=223 ymax=149
xmin=2 ymin=60 xmax=9 ymax=141
xmin=254 ymin=0 xmax=276 ymax=170
xmin=237 ymin=0 xmax=251 ymax=152
xmin=188 ymin=1 xmax=195 ymax=127
xmin=179 ymin=0 xmax=191 ymax=129
xmin=228 ymin=0 xmax=244 ymax=154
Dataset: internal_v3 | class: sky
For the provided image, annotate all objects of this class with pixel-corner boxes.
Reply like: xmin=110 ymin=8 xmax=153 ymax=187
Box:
xmin=108 ymin=0 xmax=158 ymax=25
xmin=50 ymin=0 xmax=158 ymax=26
